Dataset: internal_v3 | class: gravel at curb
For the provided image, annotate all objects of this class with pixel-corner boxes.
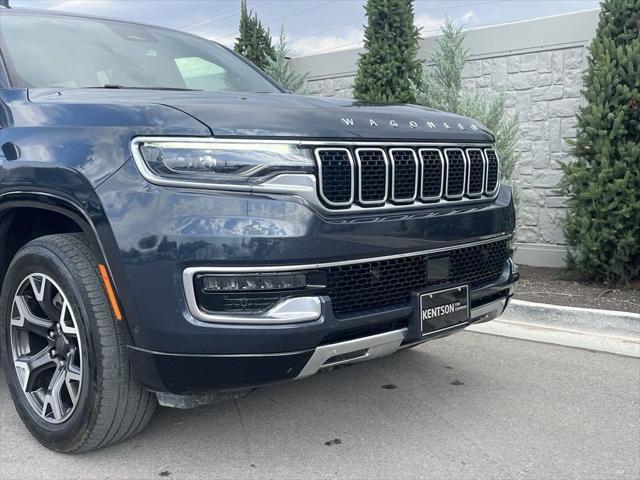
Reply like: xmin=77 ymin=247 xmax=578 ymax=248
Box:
xmin=503 ymin=299 xmax=640 ymax=337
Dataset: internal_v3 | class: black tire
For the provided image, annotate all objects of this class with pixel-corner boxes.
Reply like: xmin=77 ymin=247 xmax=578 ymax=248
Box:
xmin=0 ymin=233 xmax=156 ymax=453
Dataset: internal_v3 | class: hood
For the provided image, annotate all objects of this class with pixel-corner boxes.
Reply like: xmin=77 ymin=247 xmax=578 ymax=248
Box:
xmin=29 ymin=89 xmax=494 ymax=142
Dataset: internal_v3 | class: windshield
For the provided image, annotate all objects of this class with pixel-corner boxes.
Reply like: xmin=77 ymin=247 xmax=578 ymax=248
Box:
xmin=0 ymin=12 xmax=281 ymax=93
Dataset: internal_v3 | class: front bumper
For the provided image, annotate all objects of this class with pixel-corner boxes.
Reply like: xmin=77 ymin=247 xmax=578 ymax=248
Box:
xmin=96 ymin=160 xmax=517 ymax=395
xmin=128 ymin=271 xmax=517 ymax=395
xmin=298 ymin=295 xmax=508 ymax=378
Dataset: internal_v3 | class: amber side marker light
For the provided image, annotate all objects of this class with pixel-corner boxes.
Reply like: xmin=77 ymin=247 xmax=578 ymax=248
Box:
xmin=98 ymin=264 xmax=123 ymax=321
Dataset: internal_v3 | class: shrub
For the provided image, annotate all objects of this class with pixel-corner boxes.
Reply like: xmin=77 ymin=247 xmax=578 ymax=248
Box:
xmin=416 ymin=19 xmax=521 ymax=205
xmin=264 ymin=24 xmax=309 ymax=94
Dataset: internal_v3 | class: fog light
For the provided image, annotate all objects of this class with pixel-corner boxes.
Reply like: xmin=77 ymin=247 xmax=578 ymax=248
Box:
xmin=200 ymin=273 xmax=307 ymax=292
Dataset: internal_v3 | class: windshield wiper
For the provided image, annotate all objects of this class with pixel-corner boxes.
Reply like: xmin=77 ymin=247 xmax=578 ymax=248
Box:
xmin=90 ymin=84 xmax=202 ymax=91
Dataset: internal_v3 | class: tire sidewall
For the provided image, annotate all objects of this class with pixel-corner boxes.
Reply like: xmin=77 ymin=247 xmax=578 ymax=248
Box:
xmin=1 ymin=242 xmax=104 ymax=451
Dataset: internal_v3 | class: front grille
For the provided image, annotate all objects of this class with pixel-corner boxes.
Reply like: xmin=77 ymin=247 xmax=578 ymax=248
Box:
xmin=316 ymin=149 xmax=353 ymax=206
xmin=356 ymin=149 xmax=388 ymax=204
xmin=466 ymin=149 xmax=485 ymax=197
xmin=444 ymin=149 xmax=466 ymax=198
xmin=314 ymin=145 xmax=499 ymax=209
xmin=419 ymin=149 xmax=444 ymax=200
xmin=485 ymin=149 xmax=500 ymax=194
xmin=323 ymin=239 xmax=511 ymax=317
xmin=390 ymin=149 xmax=418 ymax=202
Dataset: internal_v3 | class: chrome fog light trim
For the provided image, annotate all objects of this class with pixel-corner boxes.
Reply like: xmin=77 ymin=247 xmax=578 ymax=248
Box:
xmin=183 ymin=269 xmax=321 ymax=324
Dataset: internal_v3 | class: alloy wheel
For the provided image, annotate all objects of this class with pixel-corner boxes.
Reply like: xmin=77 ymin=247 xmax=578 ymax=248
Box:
xmin=9 ymin=273 xmax=83 ymax=424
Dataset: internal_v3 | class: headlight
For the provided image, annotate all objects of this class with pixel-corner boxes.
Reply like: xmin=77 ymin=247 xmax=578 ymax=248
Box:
xmin=132 ymin=138 xmax=314 ymax=188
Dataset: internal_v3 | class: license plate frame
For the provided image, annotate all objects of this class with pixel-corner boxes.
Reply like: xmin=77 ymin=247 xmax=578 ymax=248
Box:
xmin=419 ymin=285 xmax=470 ymax=336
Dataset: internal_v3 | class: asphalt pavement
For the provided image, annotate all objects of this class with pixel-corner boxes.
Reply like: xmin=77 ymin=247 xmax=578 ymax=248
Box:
xmin=1 ymin=331 xmax=639 ymax=480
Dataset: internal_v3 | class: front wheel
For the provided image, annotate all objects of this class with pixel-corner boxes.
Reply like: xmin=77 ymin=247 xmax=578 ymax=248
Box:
xmin=1 ymin=233 xmax=156 ymax=453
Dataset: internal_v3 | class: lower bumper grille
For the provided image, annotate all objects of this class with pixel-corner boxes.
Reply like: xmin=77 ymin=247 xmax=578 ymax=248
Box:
xmin=324 ymin=238 xmax=511 ymax=317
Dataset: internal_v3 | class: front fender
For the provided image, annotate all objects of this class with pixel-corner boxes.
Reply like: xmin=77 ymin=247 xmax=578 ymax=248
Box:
xmin=0 ymin=88 xmax=210 ymax=347
xmin=0 ymin=88 xmax=212 ymax=188
xmin=0 ymin=190 xmax=143 ymax=349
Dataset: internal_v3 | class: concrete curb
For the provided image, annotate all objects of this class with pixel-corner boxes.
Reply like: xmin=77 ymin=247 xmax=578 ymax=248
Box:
xmin=468 ymin=319 xmax=640 ymax=357
xmin=504 ymin=299 xmax=640 ymax=337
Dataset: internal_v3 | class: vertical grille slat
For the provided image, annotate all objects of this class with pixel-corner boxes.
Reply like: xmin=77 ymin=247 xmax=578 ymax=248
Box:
xmin=313 ymin=145 xmax=500 ymax=210
xmin=466 ymin=149 xmax=485 ymax=198
xmin=356 ymin=148 xmax=388 ymax=205
xmin=444 ymin=149 xmax=466 ymax=199
xmin=419 ymin=149 xmax=444 ymax=201
xmin=485 ymin=149 xmax=500 ymax=195
xmin=389 ymin=149 xmax=418 ymax=203
xmin=316 ymin=148 xmax=354 ymax=207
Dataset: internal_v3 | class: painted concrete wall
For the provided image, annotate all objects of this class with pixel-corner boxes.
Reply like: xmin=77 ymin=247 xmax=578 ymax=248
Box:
xmin=290 ymin=9 xmax=600 ymax=267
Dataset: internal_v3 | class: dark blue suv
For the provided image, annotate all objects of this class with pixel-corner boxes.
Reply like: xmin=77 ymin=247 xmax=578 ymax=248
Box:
xmin=0 ymin=9 xmax=518 ymax=452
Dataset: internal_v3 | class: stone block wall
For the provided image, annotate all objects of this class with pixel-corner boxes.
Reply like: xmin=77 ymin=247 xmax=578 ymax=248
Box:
xmin=307 ymin=76 xmax=355 ymax=98
xmin=461 ymin=47 xmax=585 ymax=246
xmin=304 ymin=46 xmax=587 ymax=248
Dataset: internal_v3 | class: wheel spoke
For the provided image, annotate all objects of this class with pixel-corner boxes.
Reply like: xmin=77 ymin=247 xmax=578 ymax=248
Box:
xmin=58 ymin=299 xmax=78 ymax=336
xmin=29 ymin=275 xmax=47 ymax=302
xmin=65 ymin=364 xmax=81 ymax=383
xmin=65 ymin=365 xmax=81 ymax=406
xmin=33 ymin=277 xmax=64 ymax=328
xmin=14 ymin=347 xmax=56 ymax=392
xmin=64 ymin=348 xmax=81 ymax=406
xmin=43 ymin=367 xmax=66 ymax=421
xmin=11 ymin=296 xmax=54 ymax=339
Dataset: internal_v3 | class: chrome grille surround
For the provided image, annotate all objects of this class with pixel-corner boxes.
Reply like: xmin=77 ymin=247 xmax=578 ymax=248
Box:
xmin=485 ymin=148 xmax=500 ymax=196
xmin=355 ymin=148 xmax=389 ymax=205
xmin=443 ymin=148 xmax=466 ymax=200
xmin=466 ymin=148 xmax=486 ymax=199
xmin=314 ymin=147 xmax=355 ymax=207
xmin=418 ymin=148 xmax=445 ymax=202
xmin=313 ymin=143 xmax=500 ymax=211
xmin=389 ymin=148 xmax=419 ymax=203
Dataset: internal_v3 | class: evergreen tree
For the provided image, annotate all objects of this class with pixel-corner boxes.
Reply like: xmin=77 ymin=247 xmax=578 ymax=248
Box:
xmin=416 ymin=18 xmax=467 ymax=113
xmin=353 ymin=0 xmax=422 ymax=103
xmin=416 ymin=19 xmax=520 ymax=206
xmin=234 ymin=0 xmax=275 ymax=69
xmin=264 ymin=24 xmax=309 ymax=94
xmin=560 ymin=0 xmax=640 ymax=284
